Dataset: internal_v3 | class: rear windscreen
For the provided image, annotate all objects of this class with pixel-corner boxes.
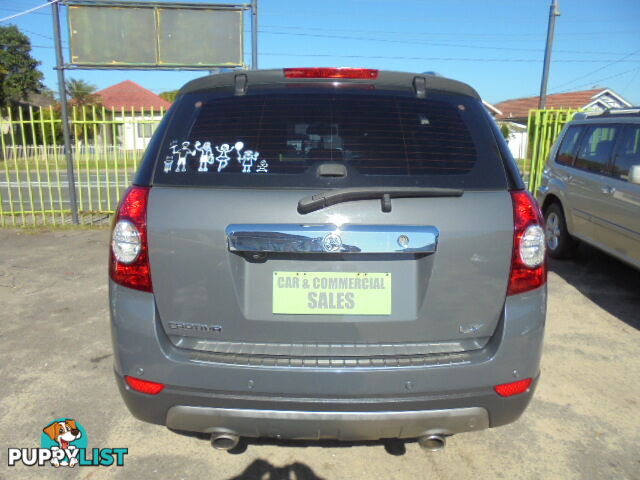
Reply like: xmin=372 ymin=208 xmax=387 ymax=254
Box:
xmin=152 ymin=88 xmax=507 ymax=189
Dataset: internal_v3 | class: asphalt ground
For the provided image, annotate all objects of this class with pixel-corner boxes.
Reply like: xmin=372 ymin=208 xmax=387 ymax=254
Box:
xmin=0 ymin=171 xmax=130 ymax=213
xmin=0 ymin=228 xmax=638 ymax=480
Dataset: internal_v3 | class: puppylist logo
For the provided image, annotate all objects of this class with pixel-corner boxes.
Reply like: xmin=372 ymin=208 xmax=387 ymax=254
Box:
xmin=8 ymin=418 xmax=127 ymax=468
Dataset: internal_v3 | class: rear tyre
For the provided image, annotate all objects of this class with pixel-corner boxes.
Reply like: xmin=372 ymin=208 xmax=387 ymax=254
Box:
xmin=544 ymin=203 xmax=576 ymax=259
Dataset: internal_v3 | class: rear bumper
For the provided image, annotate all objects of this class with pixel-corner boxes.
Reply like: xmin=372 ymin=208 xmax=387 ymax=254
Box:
xmin=110 ymin=281 xmax=546 ymax=440
xmin=115 ymin=372 xmax=538 ymax=440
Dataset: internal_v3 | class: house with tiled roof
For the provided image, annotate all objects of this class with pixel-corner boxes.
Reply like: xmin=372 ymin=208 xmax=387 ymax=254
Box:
xmin=494 ymin=88 xmax=631 ymax=123
xmin=96 ymin=80 xmax=171 ymax=150
xmin=494 ymin=88 xmax=631 ymax=160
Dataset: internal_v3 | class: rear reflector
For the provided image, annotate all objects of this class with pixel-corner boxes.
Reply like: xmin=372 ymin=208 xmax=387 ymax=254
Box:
xmin=109 ymin=186 xmax=152 ymax=292
xmin=494 ymin=378 xmax=533 ymax=397
xmin=507 ymin=191 xmax=547 ymax=296
xmin=124 ymin=376 xmax=164 ymax=395
xmin=284 ymin=67 xmax=379 ymax=79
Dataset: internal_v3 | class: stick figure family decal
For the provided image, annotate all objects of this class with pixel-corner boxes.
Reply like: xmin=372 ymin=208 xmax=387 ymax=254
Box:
xmin=166 ymin=140 xmax=268 ymax=174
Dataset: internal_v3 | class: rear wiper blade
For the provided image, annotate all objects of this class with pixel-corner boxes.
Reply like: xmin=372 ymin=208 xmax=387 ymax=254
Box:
xmin=297 ymin=186 xmax=464 ymax=214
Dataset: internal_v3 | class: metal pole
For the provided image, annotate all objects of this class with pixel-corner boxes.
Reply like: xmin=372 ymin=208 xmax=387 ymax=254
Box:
xmin=251 ymin=0 xmax=258 ymax=69
xmin=538 ymin=0 xmax=560 ymax=109
xmin=51 ymin=0 xmax=79 ymax=224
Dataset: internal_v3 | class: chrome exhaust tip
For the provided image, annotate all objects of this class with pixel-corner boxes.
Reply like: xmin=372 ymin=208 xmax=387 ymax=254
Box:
xmin=210 ymin=432 xmax=240 ymax=450
xmin=418 ymin=434 xmax=446 ymax=452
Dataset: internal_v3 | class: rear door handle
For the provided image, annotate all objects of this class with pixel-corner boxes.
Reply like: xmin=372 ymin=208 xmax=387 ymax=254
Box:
xmin=600 ymin=185 xmax=616 ymax=195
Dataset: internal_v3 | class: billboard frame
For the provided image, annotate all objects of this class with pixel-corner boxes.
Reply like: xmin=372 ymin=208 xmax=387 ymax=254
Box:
xmin=65 ymin=0 xmax=250 ymax=70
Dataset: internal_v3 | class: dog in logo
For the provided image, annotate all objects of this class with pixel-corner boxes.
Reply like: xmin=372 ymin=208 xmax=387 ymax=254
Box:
xmin=42 ymin=419 xmax=82 ymax=467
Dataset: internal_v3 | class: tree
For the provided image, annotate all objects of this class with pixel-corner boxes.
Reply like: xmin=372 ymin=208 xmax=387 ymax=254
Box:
xmin=159 ymin=90 xmax=179 ymax=103
xmin=500 ymin=123 xmax=512 ymax=141
xmin=0 ymin=25 xmax=44 ymax=106
xmin=23 ymin=106 xmax=64 ymax=146
xmin=63 ymin=79 xmax=104 ymax=143
xmin=65 ymin=78 xmax=100 ymax=107
xmin=33 ymin=87 xmax=57 ymax=106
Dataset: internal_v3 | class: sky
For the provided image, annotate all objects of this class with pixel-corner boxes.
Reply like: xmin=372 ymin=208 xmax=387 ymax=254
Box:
xmin=1 ymin=0 xmax=639 ymax=105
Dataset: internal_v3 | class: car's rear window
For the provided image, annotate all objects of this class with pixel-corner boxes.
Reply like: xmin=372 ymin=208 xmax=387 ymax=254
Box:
xmin=152 ymin=88 xmax=507 ymax=189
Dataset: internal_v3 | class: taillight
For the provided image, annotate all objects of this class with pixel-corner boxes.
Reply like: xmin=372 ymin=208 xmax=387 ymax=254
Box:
xmin=284 ymin=67 xmax=379 ymax=79
xmin=109 ymin=186 xmax=152 ymax=292
xmin=124 ymin=376 xmax=164 ymax=395
xmin=507 ymin=191 xmax=546 ymax=296
xmin=494 ymin=378 xmax=532 ymax=397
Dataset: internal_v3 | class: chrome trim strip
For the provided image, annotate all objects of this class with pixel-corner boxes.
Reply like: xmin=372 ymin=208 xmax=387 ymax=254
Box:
xmin=226 ymin=224 xmax=439 ymax=254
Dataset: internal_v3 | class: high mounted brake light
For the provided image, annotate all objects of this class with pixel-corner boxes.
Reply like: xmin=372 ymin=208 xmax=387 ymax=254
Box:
xmin=507 ymin=191 xmax=546 ymax=296
xmin=109 ymin=186 xmax=152 ymax=292
xmin=284 ymin=68 xmax=379 ymax=79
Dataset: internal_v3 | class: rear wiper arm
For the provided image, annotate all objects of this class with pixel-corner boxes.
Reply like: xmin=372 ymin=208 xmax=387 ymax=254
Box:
xmin=297 ymin=186 xmax=463 ymax=214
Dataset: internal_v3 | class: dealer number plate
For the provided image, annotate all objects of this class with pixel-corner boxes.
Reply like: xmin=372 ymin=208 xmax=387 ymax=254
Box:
xmin=273 ymin=272 xmax=391 ymax=315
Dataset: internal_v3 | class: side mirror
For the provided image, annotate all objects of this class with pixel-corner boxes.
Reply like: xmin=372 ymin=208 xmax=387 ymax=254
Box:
xmin=630 ymin=165 xmax=640 ymax=185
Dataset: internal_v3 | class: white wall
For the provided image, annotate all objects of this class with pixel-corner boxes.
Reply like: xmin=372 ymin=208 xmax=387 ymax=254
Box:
xmin=113 ymin=112 xmax=164 ymax=150
xmin=506 ymin=130 xmax=528 ymax=160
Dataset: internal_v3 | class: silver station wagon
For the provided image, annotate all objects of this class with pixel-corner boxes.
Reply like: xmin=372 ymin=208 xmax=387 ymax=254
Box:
xmin=109 ymin=68 xmax=547 ymax=452
xmin=538 ymin=108 xmax=640 ymax=268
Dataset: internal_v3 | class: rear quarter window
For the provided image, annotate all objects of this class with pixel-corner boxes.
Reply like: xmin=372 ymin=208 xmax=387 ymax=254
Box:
xmin=151 ymin=88 xmax=507 ymax=190
xmin=612 ymin=125 xmax=640 ymax=181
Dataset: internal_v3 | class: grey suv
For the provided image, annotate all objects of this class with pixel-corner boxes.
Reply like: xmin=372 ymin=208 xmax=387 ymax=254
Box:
xmin=538 ymin=108 xmax=640 ymax=268
xmin=109 ymin=68 xmax=547 ymax=451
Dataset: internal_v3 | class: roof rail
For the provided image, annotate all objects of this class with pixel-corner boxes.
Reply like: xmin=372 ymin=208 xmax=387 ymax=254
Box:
xmin=573 ymin=107 xmax=640 ymax=120
xmin=600 ymin=107 xmax=640 ymax=115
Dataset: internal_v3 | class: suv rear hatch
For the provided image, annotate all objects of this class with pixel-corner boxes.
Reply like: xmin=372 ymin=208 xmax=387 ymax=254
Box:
xmin=145 ymin=71 xmax=514 ymax=359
